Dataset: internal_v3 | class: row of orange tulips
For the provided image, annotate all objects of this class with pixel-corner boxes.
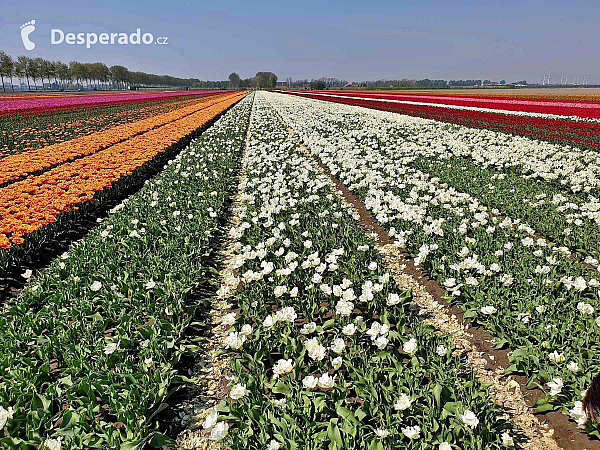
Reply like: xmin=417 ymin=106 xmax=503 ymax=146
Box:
xmin=0 ymin=94 xmax=209 ymax=158
xmin=0 ymin=93 xmax=238 ymax=186
xmin=0 ymin=93 xmax=244 ymax=249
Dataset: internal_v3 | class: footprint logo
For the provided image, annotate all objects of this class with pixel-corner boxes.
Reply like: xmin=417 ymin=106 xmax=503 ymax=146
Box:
xmin=20 ymin=20 xmax=36 ymax=51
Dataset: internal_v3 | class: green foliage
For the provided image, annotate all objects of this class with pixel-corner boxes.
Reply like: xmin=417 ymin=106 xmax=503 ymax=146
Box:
xmin=0 ymin=96 xmax=253 ymax=448
xmin=255 ymin=71 xmax=278 ymax=89
xmin=217 ymin=94 xmax=518 ymax=449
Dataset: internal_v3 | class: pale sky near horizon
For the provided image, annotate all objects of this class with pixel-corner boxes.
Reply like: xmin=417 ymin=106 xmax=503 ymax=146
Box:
xmin=1 ymin=0 xmax=599 ymax=84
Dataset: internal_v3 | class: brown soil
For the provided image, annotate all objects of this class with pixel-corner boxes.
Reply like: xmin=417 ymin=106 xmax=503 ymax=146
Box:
xmin=268 ymin=95 xmax=600 ymax=449
xmin=314 ymin=155 xmax=600 ymax=450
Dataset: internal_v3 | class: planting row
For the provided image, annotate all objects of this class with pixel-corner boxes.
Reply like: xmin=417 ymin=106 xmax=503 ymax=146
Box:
xmin=265 ymin=92 xmax=597 ymax=434
xmin=286 ymin=91 xmax=600 ymax=156
xmin=284 ymin=92 xmax=600 ymax=195
xmin=0 ymin=92 xmax=233 ymax=186
xmin=208 ymin=92 xmax=519 ymax=449
xmin=301 ymin=91 xmax=600 ymax=120
xmin=0 ymin=94 xmax=213 ymax=158
xmin=0 ymin=93 xmax=244 ymax=271
xmin=283 ymin=92 xmax=600 ymax=262
xmin=0 ymin=90 xmax=228 ymax=116
xmin=411 ymin=156 xmax=600 ymax=266
xmin=0 ymin=94 xmax=253 ymax=449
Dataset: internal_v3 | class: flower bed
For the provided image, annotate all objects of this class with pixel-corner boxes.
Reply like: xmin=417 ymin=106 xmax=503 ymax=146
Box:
xmin=0 ymin=94 xmax=213 ymax=158
xmin=0 ymin=95 xmax=253 ymax=449
xmin=207 ymin=93 xmax=518 ymax=449
xmin=266 ymin=91 xmax=599 ymax=435
xmin=292 ymin=90 xmax=600 ymax=119
xmin=0 ymin=93 xmax=244 ymax=263
xmin=0 ymin=90 xmax=228 ymax=116
xmin=285 ymin=91 xmax=600 ymax=153
xmin=0 ymin=93 xmax=236 ymax=186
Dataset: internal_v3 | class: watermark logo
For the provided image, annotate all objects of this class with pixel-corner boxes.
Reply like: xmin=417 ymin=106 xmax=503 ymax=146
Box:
xmin=51 ymin=28 xmax=168 ymax=49
xmin=20 ymin=20 xmax=36 ymax=50
xmin=18 ymin=21 xmax=168 ymax=50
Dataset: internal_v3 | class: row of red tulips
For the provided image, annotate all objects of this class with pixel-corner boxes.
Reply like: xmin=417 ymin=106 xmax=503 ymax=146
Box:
xmin=303 ymin=90 xmax=600 ymax=119
xmin=286 ymin=92 xmax=600 ymax=151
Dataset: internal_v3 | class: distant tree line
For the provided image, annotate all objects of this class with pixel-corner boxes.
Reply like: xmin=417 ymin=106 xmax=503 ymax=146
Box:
xmin=355 ymin=79 xmax=414 ymax=88
xmin=0 ymin=49 xmax=213 ymax=91
xmin=310 ymin=77 xmax=347 ymax=89
xmin=360 ymin=78 xmax=514 ymax=88
xmin=195 ymin=80 xmax=230 ymax=89
xmin=261 ymin=77 xmax=347 ymax=89
xmin=416 ymin=79 xmax=449 ymax=87
xmin=206 ymin=73 xmax=529 ymax=91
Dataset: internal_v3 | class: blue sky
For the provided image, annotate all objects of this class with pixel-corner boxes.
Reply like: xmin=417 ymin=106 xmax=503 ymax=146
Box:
xmin=2 ymin=0 xmax=599 ymax=83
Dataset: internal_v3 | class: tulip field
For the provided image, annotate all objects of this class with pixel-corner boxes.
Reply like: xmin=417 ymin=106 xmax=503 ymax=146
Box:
xmin=0 ymin=94 xmax=220 ymax=158
xmin=0 ymin=91 xmax=242 ymax=269
xmin=285 ymin=90 xmax=600 ymax=151
xmin=3 ymin=88 xmax=600 ymax=449
xmin=0 ymin=90 xmax=249 ymax=449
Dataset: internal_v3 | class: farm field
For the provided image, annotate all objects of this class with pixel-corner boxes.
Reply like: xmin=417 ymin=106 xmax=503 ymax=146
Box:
xmin=357 ymin=88 xmax=600 ymax=99
xmin=0 ymin=90 xmax=228 ymax=116
xmin=2 ymin=88 xmax=600 ymax=450
xmin=0 ymin=93 xmax=223 ymax=158
xmin=284 ymin=90 xmax=600 ymax=151
xmin=0 ymin=91 xmax=251 ymax=449
xmin=267 ymin=91 xmax=600 ymax=442
xmin=0 ymin=90 xmax=242 ymax=271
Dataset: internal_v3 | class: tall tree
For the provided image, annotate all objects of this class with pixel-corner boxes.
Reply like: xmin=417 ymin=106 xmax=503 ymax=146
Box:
xmin=29 ymin=58 xmax=43 ymax=90
xmin=81 ymin=63 xmax=93 ymax=88
xmin=15 ymin=56 xmax=31 ymax=90
xmin=39 ymin=58 xmax=55 ymax=89
xmin=255 ymin=72 xmax=266 ymax=89
xmin=94 ymin=63 xmax=110 ymax=89
xmin=0 ymin=51 xmax=15 ymax=92
xmin=47 ymin=60 xmax=58 ymax=88
xmin=55 ymin=61 xmax=70 ymax=89
xmin=255 ymin=72 xmax=278 ymax=89
xmin=110 ymin=65 xmax=129 ymax=90
xmin=228 ymin=72 xmax=241 ymax=89
xmin=268 ymin=72 xmax=277 ymax=88
xmin=69 ymin=61 xmax=86 ymax=89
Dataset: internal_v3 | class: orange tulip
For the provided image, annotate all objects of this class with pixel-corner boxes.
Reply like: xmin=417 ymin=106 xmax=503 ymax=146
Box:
xmin=0 ymin=94 xmax=234 ymax=186
xmin=0 ymin=92 xmax=246 ymax=250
